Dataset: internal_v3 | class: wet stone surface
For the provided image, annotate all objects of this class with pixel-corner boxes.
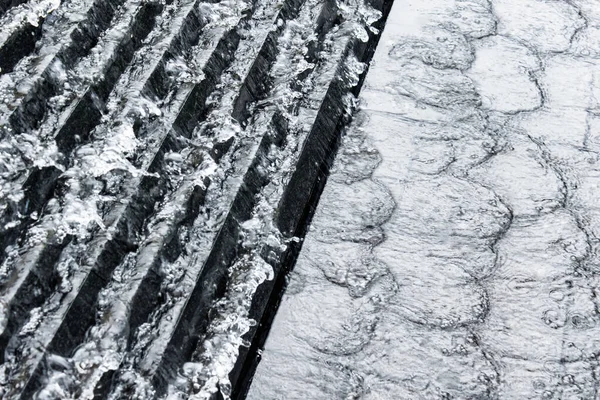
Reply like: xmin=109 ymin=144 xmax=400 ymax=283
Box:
xmin=249 ymin=0 xmax=600 ymax=399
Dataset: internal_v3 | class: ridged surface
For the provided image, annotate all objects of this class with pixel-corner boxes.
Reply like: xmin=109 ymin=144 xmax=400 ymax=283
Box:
xmin=250 ymin=0 xmax=600 ymax=399
xmin=0 ymin=0 xmax=392 ymax=397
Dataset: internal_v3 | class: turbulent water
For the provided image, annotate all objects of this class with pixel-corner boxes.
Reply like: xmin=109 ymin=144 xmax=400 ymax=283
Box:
xmin=249 ymin=0 xmax=600 ymax=399
xmin=0 ymin=0 xmax=388 ymax=397
xmin=1 ymin=0 xmax=599 ymax=397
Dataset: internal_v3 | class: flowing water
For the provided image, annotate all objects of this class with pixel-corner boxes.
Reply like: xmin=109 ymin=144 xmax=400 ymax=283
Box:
xmin=249 ymin=0 xmax=600 ymax=398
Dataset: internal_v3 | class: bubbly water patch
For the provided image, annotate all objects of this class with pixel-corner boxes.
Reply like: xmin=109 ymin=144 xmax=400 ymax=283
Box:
xmin=251 ymin=0 xmax=600 ymax=398
xmin=26 ymin=0 xmax=256 ymax=396
xmin=0 ymin=0 xmax=382 ymax=394
xmin=0 ymin=0 xmax=60 ymax=44
xmin=168 ymin=254 xmax=275 ymax=400
xmin=0 ymin=135 xmax=60 ymax=225
xmin=336 ymin=0 xmax=381 ymax=42
xmin=161 ymin=0 xmax=379 ymax=397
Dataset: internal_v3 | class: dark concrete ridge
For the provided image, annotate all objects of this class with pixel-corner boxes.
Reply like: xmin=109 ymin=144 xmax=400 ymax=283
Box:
xmin=0 ymin=0 xmax=395 ymax=397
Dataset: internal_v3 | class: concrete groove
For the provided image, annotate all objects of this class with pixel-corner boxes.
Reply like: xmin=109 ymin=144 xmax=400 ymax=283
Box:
xmin=0 ymin=0 xmax=393 ymax=397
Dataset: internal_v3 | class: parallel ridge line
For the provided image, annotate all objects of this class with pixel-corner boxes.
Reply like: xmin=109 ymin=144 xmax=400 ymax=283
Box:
xmin=50 ymin=0 xmax=163 ymax=157
xmin=42 ymin=0 xmax=309 ymax=396
xmin=0 ymin=0 xmax=167 ymax=361
xmin=0 ymin=0 xmax=221 ymax=253
xmin=0 ymin=0 xmax=127 ymax=130
xmin=102 ymin=0 xmax=356 ymax=397
xmin=0 ymin=0 xmax=131 ymax=266
xmin=0 ymin=2 xmax=258 ymax=399
xmin=0 ymin=0 xmax=222 ymax=323
xmin=46 ymin=0 xmax=224 ymax=157
xmin=0 ymin=0 xmax=162 ymax=283
xmin=168 ymin=12 xmax=361 ymax=400
xmin=0 ymin=0 xmax=393 ymax=397
xmin=34 ymin=0 xmax=296 ymax=393
xmin=234 ymin=0 xmax=392 ymax=395
xmin=146 ymin=0 xmax=391 ymax=396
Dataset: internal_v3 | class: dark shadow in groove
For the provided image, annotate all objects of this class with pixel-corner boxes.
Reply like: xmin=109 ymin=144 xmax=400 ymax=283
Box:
xmin=0 ymin=21 xmax=43 ymax=76
xmin=232 ymin=0 xmax=396 ymax=397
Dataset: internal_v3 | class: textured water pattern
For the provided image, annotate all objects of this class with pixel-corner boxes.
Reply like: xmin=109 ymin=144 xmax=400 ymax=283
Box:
xmin=0 ymin=0 xmax=390 ymax=396
xmin=249 ymin=0 xmax=600 ymax=399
